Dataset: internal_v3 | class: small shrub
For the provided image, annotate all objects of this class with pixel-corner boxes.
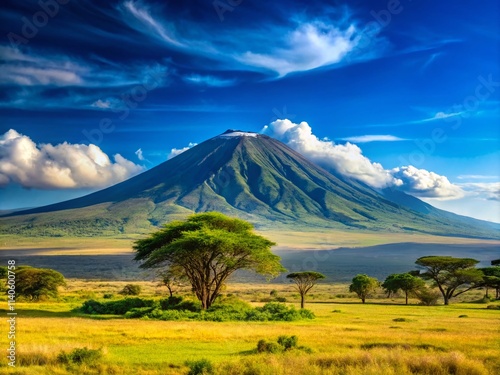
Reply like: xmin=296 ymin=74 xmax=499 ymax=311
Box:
xmin=458 ymin=314 xmax=468 ymax=318
xmin=270 ymin=289 xmax=279 ymax=297
xmin=393 ymin=317 xmax=412 ymax=322
xmin=332 ymin=309 xmax=342 ymax=313
xmin=257 ymin=336 xmax=311 ymax=354
xmin=275 ymin=297 xmax=287 ymax=302
xmin=80 ymin=298 xmax=156 ymax=315
xmin=185 ymin=359 xmax=214 ymax=375
xmin=256 ymin=340 xmax=282 ymax=354
xmin=103 ymin=293 xmax=114 ymax=299
xmin=415 ymin=288 xmax=440 ymax=306
xmin=486 ymin=304 xmax=500 ymax=310
xmin=120 ymin=284 xmax=141 ymax=296
xmin=277 ymin=335 xmax=298 ymax=350
xmin=160 ymin=296 xmax=200 ymax=312
xmin=256 ymin=302 xmax=315 ymax=321
xmin=57 ymin=347 xmax=102 ymax=366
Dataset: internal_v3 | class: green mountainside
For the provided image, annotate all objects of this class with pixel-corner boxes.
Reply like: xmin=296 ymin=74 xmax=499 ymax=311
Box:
xmin=1 ymin=131 xmax=498 ymax=239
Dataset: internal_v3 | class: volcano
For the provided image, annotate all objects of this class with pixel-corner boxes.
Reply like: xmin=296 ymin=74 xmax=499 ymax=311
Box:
xmin=2 ymin=130 xmax=499 ymax=239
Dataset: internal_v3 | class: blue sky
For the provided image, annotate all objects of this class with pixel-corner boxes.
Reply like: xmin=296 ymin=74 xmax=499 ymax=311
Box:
xmin=0 ymin=0 xmax=499 ymax=222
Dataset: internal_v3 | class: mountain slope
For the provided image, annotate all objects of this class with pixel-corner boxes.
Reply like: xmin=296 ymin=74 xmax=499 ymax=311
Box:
xmin=1 ymin=131 xmax=499 ymax=239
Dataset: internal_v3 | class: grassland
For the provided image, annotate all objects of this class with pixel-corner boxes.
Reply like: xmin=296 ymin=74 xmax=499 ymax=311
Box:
xmin=0 ymin=280 xmax=499 ymax=375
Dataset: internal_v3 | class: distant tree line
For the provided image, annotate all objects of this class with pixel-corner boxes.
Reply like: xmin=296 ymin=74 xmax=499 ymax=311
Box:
xmin=348 ymin=257 xmax=500 ymax=305
xmin=2 ymin=209 xmax=498 ymax=309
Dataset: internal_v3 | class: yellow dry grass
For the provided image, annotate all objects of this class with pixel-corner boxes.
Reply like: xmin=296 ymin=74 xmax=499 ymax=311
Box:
xmin=0 ymin=280 xmax=499 ymax=374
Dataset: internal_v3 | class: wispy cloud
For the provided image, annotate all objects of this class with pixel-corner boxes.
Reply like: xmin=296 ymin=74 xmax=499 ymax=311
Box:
xmin=458 ymin=182 xmax=500 ymax=201
xmin=91 ymin=99 xmax=113 ymax=109
xmin=114 ymin=1 xmax=388 ymax=78
xmin=236 ymin=22 xmax=363 ymax=77
xmin=121 ymin=0 xmax=183 ymax=46
xmin=167 ymin=142 xmax=197 ymax=160
xmin=340 ymin=135 xmax=406 ymax=143
xmin=457 ymin=175 xmax=498 ymax=180
xmin=183 ymin=74 xmax=236 ymax=87
xmin=135 ymin=148 xmax=145 ymax=161
xmin=0 ymin=45 xmax=169 ymax=109
xmin=421 ymin=52 xmax=444 ymax=72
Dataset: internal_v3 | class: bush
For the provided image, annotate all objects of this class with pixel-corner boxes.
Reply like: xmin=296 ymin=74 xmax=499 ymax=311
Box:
xmin=486 ymin=304 xmax=500 ymax=310
xmin=415 ymin=288 xmax=441 ymax=306
xmin=57 ymin=347 xmax=102 ymax=366
xmin=103 ymin=293 xmax=114 ymax=299
xmin=160 ymin=296 xmax=200 ymax=312
xmin=277 ymin=335 xmax=298 ymax=350
xmin=257 ymin=302 xmax=315 ymax=321
xmin=120 ymin=284 xmax=141 ymax=296
xmin=185 ymin=359 xmax=214 ymax=375
xmin=257 ymin=336 xmax=311 ymax=354
xmin=80 ymin=298 xmax=156 ymax=315
xmin=257 ymin=340 xmax=282 ymax=353
xmin=81 ymin=297 xmax=314 ymax=322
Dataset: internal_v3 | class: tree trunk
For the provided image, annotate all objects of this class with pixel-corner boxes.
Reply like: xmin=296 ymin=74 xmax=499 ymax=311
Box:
xmin=362 ymin=297 xmax=365 ymax=304
xmin=300 ymin=294 xmax=305 ymax=309
xmin=405 ymin=291 xmax=408 ymax=305
xmin=443 ymin=296 xmax=449 ymax=305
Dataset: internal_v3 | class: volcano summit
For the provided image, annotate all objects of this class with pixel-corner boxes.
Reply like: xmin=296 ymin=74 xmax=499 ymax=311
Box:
xmin=2 ymin=130 xmax=498 ymax=239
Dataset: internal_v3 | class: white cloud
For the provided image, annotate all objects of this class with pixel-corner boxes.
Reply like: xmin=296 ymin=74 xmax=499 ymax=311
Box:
xmin=264 ymin=119 xmax=397 ymax=188
xmin=430 ymin=111 xmax=463 ymax=120
xmin=390 ymin=166 xmax=464 ymax=200
xmin=0 ymin=129 xmax=144 ymax=189
xmin=458 ymin=182 xmax=500 ymax=201
xmin=122 ymin=0 xmax=183 ymax=46
xmin=237 ymin=23 xmax=360 ymax=77
xmin=457 ymin=175 xmax=497 ymax=180
xmin=0 ymin=45 xmax=169 ymax=90
xmin=167 ymin=142 xmax=197 ymax=160
xmin=116 ymin=2 xmax=386 ymax=78
xmin=183 ymin=74 xmax=236 ymax=87
xmin=264 ymin=119 xmax=464 ymax=199
xmin=91 ymin=99 xmax=112 ymax=109
xmin=135 ymin=148 xmax=145 ymax=161
xmin=340 ymin=135 xmax=406 ymax=143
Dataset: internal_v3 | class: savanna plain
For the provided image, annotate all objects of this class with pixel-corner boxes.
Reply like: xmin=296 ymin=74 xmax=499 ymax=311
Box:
xmin=1 ymin=231 xmax=499 ymax=375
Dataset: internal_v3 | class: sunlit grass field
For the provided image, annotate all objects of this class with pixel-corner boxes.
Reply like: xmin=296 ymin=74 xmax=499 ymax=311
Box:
xmin=0 ymin=280 xmax=499 ymax=375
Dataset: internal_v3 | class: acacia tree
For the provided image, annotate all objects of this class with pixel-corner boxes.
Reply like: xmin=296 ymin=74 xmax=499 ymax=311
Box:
xmin=286 ymin=271 xmax=325 ymax=308
xmin=349 ymin=274 xmax=379 ymax=304
xmin=480 ymin=266 xmax=500 ymax=299
xmin=382 ymin=273 xmax=425 ymax=305
xmin=157 ymin=269 xmax=186 ymax=297
xmin=415 ymin=256 xmax=483 ymax=305
xmin=134 ymin=212 xmax=285 ymax=309
xmin=15 ymin=267 xmax=66 ymax=301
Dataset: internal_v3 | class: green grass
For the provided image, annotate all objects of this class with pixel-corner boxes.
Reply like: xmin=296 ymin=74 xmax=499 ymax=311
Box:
xmin=0 ymin=280 xmax=499 ymax=374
